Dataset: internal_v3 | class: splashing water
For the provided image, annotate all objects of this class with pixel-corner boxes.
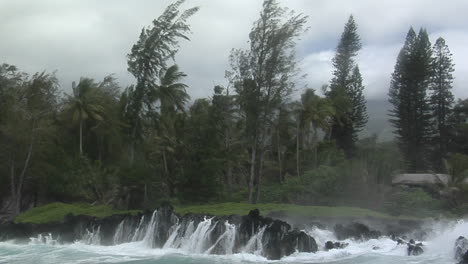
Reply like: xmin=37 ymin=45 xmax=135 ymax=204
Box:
xmin=113 ymin=219 xmax=125 ymax=245
xmin=82 ymin=226 xmax=101 ymax=245
xmin=242 ymin=226 xmax=266 ymax=255
xmin=29 ymin=233 xmax=57 ymax=245
xmin=142 ymin=210 xmax=159 ymax=247
xmin=205 ymin=221 xmax=236 ymax=254
xmin=131 ymin=215 xmax=146 ymax=242
xmin=3 ymin=217 xmax=468 ymax=264
xmin=181 ymin=217 xmax=215 ymax=253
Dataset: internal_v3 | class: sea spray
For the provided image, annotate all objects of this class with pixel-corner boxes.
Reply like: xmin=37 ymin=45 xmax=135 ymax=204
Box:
xmin=131 ymin=215 xmax=146 ymax=242
xmin=163 ymin=224 xmax=181 ymax=249
xmin=29 ymin=233 xmax=57 ymax=245
xmin=142 ymin=210 xmax=158 ymax=247
xmin=113 ymin=219 xmax=125 ymax=245
xmin=5 ymin=218 xmax=468 ymax=263
xmin=205 ymin=221 xmax=236 ymax=254
xmin=82 ymin=226 xmax=101 ymax=245
xmin=242 ymin=226 xmax=266 ymax=255
xmin=181 ymin=217 xmax=215 ymax=253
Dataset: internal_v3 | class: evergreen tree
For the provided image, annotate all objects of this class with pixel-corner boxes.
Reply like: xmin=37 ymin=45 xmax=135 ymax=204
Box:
xmin=327 ymin=15 xmax=368 ymax=157
xmin=430 ymin=37 xmax=455 ymax=170
xmin=389 ymin=28 xmax=433 ymax=172
xmin=126 ymin=0 xmax=198 ymax=163
xmin=230 ymin=0 xmax=307 ymax=203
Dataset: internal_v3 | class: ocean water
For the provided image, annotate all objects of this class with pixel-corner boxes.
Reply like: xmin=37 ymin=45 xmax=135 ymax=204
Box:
xmin=0 ymin=219 xmax=466 ymax=264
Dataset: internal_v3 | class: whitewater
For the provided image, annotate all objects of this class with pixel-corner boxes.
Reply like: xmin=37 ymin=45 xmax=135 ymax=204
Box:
xmin=0 ymin=215 xmax=467 ymax=264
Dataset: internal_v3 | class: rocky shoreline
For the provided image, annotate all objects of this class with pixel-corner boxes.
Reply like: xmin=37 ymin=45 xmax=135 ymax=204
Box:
xmin=0 ymin=203 xmax=463 ymax=261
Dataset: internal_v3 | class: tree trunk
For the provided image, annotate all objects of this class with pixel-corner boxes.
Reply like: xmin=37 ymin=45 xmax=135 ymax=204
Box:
xmin=255 ymin=148 xmax=265 ymax=204
xmin=79 ymin=118 xmax=83 ymax=155
xmin=144 ymin=183 xmax=148 ymax=206
xmin=162 ymin=149 xmax=170 ymax=196
xmin=9 ymin=160 xmax=15 ymax=203
xmin=226 ymin=164 xmax=233 ymax=197
xmin=296 ymin=119 xmax=301 ymax=177
xmin=225 ymin=127 xmax=233 ymax=196
xmin=313 ymin=127 xmax=318 ymax=169
xmin=277 ymin=128 xmax=282 ymax=182
xmin=248 ymin=145 xmax=256 ymax=203
xmin=13 ymin=124 xmax=35 ymax=215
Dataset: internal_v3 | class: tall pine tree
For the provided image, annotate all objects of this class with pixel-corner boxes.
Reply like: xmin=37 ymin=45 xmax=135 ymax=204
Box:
xmin=389 ymin=28 xmax=433 ymax=172
xmin=430 ymin=37 xmax=455 ymax=170
xmin=327 ymin=15 xmax=368 ymax=157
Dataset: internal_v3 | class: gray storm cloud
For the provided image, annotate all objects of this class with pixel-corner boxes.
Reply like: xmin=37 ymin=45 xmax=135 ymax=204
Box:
xmin=1 ymin=0 xmax=467 ymax=100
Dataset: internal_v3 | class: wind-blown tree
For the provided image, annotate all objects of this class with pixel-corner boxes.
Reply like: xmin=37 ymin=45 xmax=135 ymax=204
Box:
xmin=126 ymin=0 xmax=198 ymax=163
xmin=65 ymin=78 xmax=105 ymax=155
xmin=430 ymin=37 xmax=455 ymax=170
xmin=230 ymin=0 xmax=307 ymax=203
xmin=0 ymin=69 xmax=59 ymax=216
xmin=152 ymin=64 xmax=190 ymax=197
xmin=155 ymin=64 xmax=190 ymax=115
xmin=83 ymin=76 xmax=124 ymax=163
xmin=296 ymin=89 xmax=335 ymax=173
xmin=389 ymin=28 xmax=433 ymax=172
xmin=211 ymin=85 xmax=244 ymax=194
xmin=272 ymin=104 xmax=295 ymax=182
xmin=449 ymin=98 xmax=468 ymax=155
xmin=327 ymin=15 xmax=368 ymax=157
xmin=179 ymin=99 xmax=223 ymax=202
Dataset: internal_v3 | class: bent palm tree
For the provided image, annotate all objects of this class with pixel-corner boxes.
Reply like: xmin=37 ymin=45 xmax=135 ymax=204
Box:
xmin=65 ymin=78 xmax=105 ymax=155
xmin=296 ymin=89 xmax=335 ymax=172
xmin=155 ymin=64 xmax=190 ymax=115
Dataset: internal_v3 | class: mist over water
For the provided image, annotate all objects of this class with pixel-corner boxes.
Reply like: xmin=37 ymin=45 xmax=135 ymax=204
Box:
xmin=1 ymin=216 xmax=467 ymax=264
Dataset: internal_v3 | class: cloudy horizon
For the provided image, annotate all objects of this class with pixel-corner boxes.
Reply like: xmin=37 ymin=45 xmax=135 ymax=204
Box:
xmin=1 ymin=0 xmax=467 ymax=102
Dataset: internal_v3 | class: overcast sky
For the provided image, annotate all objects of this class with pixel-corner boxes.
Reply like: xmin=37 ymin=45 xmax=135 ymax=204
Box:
xmin=1 ymin=0 xmax=467 ymax=101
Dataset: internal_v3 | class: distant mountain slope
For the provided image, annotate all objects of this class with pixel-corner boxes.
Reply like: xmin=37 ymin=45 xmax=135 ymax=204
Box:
xmin=360 ymin=99 xmax=394 ymax=141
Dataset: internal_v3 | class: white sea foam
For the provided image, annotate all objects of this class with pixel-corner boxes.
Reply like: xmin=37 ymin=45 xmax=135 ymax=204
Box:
xmin=1 ymin=218 xmax=468 ymax=263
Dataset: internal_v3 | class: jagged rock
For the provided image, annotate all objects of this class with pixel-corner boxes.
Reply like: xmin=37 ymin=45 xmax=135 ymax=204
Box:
xmin=0 ymin=204 xmax=320 ymax=260
xmin=455 ymin=236 xmax=468 ymax=262
xmin=324 ymin=241 xmax=348 ymax=250
xmin=297 ymin=231 xmax=318 ymax=253
xmin=460 ymin=250 xmax=468 ymax=264
xmin=280 ymin=229 xmax=317 ymax=256
xmin=248 ymin=209 xmax=260 ymax=218
xmin=334 ymin=222 xmax=381 ymax=241
xmin=407 ymin=244 xmax=424 ymax=256
xmin=406 ymin=238 xmax=424 ymax=256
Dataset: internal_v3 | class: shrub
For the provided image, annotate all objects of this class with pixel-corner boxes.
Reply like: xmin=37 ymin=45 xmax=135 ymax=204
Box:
xmin=384 ymin=187 xmax=443 ymax=217
xmin=448 ymin=153 xmax=468 ymax=183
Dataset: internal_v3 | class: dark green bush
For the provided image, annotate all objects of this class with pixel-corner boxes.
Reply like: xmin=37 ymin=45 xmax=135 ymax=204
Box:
xmin=384 ymin=187 xmax=443 ymax=217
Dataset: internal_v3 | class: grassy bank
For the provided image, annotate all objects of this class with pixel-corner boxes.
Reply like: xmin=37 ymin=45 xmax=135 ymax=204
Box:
xmin=15 ymin=202 xmax=415 ymax=224
xmin=175 ymin=203 xmax=411 ymax=220
xmin=15 ymin=203 xmax=141 ymax=224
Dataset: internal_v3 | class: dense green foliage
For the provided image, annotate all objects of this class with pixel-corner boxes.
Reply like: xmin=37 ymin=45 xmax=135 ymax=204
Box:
xmin=15 ymin=203 xmax=140 ymax=224
xmin=175 ymin=202 xmax=408 ymax=219
xmin=327 ymin=15 xmax=368 ymax=158
xmin=389 ymin=28 xmax=434 ymax=172
xmin=15 ymin=201 xmax=414 ymax=224
xmin=1 ymin=0 xmax=468 ymax=222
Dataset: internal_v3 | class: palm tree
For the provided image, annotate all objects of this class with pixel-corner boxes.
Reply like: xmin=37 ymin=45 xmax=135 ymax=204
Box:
xmin=147 ymin=64 xmax=189 ymax=197
xmin=65 ymin=78 xmax=104 ymax=155
xmin=155 ymin=64 xmax=190 ymax=115
xmin=296 ymin=89 xmax=335 ymax=173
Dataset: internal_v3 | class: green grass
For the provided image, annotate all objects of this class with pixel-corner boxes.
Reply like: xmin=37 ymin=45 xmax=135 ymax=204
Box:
xmin=15 ymin=202 xmax=416 ymax=224
xmin=175 ymin=202 xmax=414 ymax=220
xmin=15 ymin=202 xmax=141 ymax=224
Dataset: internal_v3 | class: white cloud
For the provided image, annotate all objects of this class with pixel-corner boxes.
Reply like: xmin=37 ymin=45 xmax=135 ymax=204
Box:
xmin=0 ymin=0 xmax=467 ymax=101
